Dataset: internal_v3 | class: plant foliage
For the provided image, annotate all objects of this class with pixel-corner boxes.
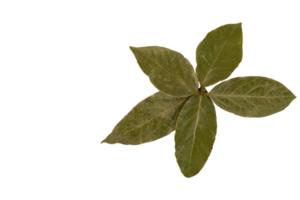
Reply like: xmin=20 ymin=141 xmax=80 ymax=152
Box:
xmin=102 ymin=23 xmax=296 ymax=178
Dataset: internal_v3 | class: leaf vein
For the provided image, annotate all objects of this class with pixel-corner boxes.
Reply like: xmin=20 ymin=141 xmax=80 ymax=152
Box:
xmin=201 ymin=24 xmax=239 ymax=86
xmin=137 ymin=52 xmax=197 ymax=94
xmin=187 ymin=96 xmax=202 ymax=176
xmin=112 ymin=99 xmax=186 ymax=140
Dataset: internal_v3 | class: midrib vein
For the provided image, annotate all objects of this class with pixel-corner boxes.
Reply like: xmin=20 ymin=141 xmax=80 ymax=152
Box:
xmin=201 ymin=25 xmax=238 ymax=86
xmin=113 ymin=99 xmax=186 ymax=139
xmin=188 ymin=96 xmax=202 ymax=176
xmin=207 ymin=93 xmax=295 ymax=98
xmin=139 ymin=53 xmax=198 ymax=94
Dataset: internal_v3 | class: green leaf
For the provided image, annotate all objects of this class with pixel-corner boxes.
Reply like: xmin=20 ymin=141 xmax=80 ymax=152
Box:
xmin=175 ymin=94 xmax=217 ymax=178
xmin=102 ymin=92 xmax=188 ymax=145
xmin=130 ymin=46 xmax=199 ymax=97
xmin=209 ymin=76 xmax=296 ymax=117
xmin=196 ymin=23 xmax=243 ymax=87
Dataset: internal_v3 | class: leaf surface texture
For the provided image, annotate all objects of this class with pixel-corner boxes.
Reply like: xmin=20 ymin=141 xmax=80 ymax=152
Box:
xmin=102 ymin=92 xmax=188 ymax=145
xmin=209 ymin=76 xmax=296 ymax=117
xmin=175 ymin=95 xmax=217 ymax=177
xmin=196 ymin=23 xmax=243 ymax=87
xmin=130 ymin=46 xmax=198 ymax=97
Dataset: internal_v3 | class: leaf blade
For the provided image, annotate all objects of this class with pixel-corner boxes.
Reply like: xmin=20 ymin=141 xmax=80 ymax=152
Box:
xmin=196 ymin=23 xmax=243 ymax=87
xmin=102 ymin=92 xmax=188 ymax=145
xmin=175 ymin=95 xmax=217 ymax=178
xmin=209 ymin=76 xmax=296 ymax=117
xmin=130 ymin=46 xmax=199 ymax=97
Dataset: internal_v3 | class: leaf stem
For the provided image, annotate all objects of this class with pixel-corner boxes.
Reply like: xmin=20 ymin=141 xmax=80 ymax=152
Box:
xmin=200 ymin=92 xmax=214 ymax=96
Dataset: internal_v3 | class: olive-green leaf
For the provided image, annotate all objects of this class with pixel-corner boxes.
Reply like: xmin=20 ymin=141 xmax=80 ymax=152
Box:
xmin=130 ymin=46 xmax=199 ymax=97
xmin=102 ymin=92 xmax=188 ymax=145
xmin=196 ymin=23 xmax=243 ymax=87
xmin=209 ymin=76 xmax=296 ymax=117
xmin=175 ymin=94 xmax=217 ymax=178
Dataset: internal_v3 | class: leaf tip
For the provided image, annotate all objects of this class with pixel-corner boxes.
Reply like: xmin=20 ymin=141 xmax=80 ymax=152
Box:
xmin=98 ymin=139 xmax=104 ymax=145
xmin=127 ymin=45 xmax=133 ymax=49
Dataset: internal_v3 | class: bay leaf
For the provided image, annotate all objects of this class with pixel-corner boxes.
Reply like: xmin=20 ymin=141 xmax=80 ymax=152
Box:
xmin=130 ymin=46 xmax=199 ymax=97
xmin=196 ymin=23 xmax=243 ymax=87
xmin=175 ymin=94 xmax=217 ymax=178
xmin=209 ymin=76 xmax=296 ymax=117
xmin=102 ymin=92 xmax=188 ymax=145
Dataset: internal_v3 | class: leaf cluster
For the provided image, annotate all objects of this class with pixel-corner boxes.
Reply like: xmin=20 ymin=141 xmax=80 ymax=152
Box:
xmin=102 ymin=23 xmax=296 ymax=178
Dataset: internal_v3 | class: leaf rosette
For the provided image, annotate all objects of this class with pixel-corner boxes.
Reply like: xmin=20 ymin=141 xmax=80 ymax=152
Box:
xmin=102 ymin=23 xmax=296 ymax=178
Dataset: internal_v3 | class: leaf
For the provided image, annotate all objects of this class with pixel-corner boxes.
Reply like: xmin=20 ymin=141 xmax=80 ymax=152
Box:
xmin=130 ymin=46 xmax=199 ymax=97
xmin=208 ymin=76 xmax=296 ymax=117
xmin=175 ymin=94 xmax=217 ymax=178
xmin=102 ymin=92 xmax=188 ymax=145
xmin=196 ymin=23 xmax=243 ymax=87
